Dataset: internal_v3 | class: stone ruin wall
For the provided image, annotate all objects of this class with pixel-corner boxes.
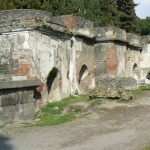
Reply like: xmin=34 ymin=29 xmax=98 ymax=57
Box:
xmin=94 ymin=28 xmax=141 ymax=88
xmin=140 ymin=36 xmax=150 ymax=84
xmin=0 ymin=9 xmax=149 ymax=124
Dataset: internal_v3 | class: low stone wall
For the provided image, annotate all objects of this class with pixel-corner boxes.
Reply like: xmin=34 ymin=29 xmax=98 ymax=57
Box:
xmin=0 ymin=80 xmax=42 ymax=125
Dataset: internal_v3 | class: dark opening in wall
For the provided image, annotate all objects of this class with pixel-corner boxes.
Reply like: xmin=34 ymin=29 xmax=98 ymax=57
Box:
xmin=146 ymin=71 xmax=150 ymax=80
xmin=133 ymin=63 xmax=138 ymax=70
xmin=46 ymin=67 xmax=58 ymax=94
xmin=79 ymin=65 xmax=88 ymax=84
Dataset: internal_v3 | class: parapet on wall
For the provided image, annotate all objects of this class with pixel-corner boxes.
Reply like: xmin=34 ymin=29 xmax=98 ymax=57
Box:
xmin=0 ymin=9 xmax=147 ymax=124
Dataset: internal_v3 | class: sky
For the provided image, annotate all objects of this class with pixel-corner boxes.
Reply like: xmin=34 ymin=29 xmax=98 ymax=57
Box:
xmin=134 ymin=0 xmax=150 ymax=18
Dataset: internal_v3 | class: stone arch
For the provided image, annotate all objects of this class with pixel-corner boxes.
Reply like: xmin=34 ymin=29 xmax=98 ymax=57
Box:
xmin=79 ymin=64 xmax=88 ymax=84
xmin=46 ymin=67 xmax=58 ymax=94
xmin=146 ymin=71 xmax=150 ymax=80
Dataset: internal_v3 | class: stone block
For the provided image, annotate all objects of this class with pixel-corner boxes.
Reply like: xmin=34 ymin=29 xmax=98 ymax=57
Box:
xmin=95 ymin=27 xmax=126 ymax=42
xmin=0 ymin=89 xmax=35 ymax=107
xmin=15 ymin=103 xmax=35 ymax=121
xmin=51 ymin=15 xmax=93 ymax=29
xmin=127 ymin=33 xmax=141 ymax=48
xmin=0 ymin=105 xmax=16 ymax=125
xmin=0 ymin=103 xmax=35 ymax=125
xmin=0 ymin=79 xmax=42 ymax=90
xmin=12 ymin=76 xmax=27 ymax=81
xmin=22 ymin=90 xmax=35 ymax=104
xmin=0 ymin=94 xmax=16 ymax=107
xmin=96 ymin=77 xmax=137 ymax=89
xmin=0 ymin=9 xmax=52 ymax=24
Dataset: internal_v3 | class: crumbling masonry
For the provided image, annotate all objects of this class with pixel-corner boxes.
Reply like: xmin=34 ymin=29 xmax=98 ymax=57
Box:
xmin=0 ymin=9 xmax=150 ymax=124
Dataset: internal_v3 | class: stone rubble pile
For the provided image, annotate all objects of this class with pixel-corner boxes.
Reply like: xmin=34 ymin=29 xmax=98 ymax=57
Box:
xmin=89 ymin=87 xmax=133 ymax=101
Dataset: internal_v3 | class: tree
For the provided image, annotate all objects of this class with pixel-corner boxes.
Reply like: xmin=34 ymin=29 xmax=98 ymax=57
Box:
xmin=54 ymin=0 xmax=118 ymax=27
xmin=0 ymin=0 xmax=51 ymax=11
xmin=96 ymin=0 xmax=118 ymax=26
xmin=117 ymin=0 xmax=139 ymax=32
xmin=139 ymin=17 xmax=150 ymax=35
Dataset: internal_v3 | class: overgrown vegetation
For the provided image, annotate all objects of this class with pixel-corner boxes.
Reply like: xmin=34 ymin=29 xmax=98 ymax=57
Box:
xmin=130 ymin=84 xmax=150 ymax=95
xmin=139 ymin=17 xmax=150 ymax=35
xmin=0 ymin=0 xmax=148 ymax=34
xmin=116 ymin=0 xmax=139 ymax=32
xmin=35 ymin=85 xmax=150 ymax=126
xmin=35 ymin=95 xmax=90 ymax=126
xmin=144 ymin=146 xmax=150 ymax=150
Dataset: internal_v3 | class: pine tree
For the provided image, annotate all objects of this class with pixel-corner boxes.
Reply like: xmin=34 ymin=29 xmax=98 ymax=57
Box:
xmin=117 ymin=0 xmax=139 ymax=32
xmin=80 ymin=0 xmax=117 ymax=27
xmin=139 ymin=17 xmax=150 ymax=35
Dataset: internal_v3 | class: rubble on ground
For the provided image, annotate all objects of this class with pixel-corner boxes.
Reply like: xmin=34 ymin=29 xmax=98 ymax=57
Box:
xmin=89 ymin=87 xmax=133 ymax=101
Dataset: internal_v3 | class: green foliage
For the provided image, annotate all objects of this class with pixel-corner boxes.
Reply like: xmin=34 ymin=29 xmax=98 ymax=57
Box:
xmin=130 ymin=84 xmax=150 ymax=95
xmin=35 ymin=95 xmax=89 ymax=126
xmin=144 ymin=146 xmax=150 ymax=150
xmin=116 ymin=0 xmax=139 ymax=32
xmin=139 ymin=17 xmax=150 ymax=35
xmin=0 ymin=0 xmax=51 ymax=11
xmin=82 ymin=0 xmax=118 ymax=26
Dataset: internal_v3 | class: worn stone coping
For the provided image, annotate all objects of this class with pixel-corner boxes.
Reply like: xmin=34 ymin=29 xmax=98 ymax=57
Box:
xmin=0 ymin=9 xmax=142 ymax=47
xmin=0 ymin=9 xmax=52 ymax=21
xmin=0 ymin=79 xmax=42 ymax=90
xmin=142 ymin=35 xmax=150 ymax=45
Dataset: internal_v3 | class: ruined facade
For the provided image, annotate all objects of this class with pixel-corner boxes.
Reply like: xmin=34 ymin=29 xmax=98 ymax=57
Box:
xmin=0 ymin=9 xmax=149 ymax=124
xmin=140 ymin=36 xmax=150 ymax=84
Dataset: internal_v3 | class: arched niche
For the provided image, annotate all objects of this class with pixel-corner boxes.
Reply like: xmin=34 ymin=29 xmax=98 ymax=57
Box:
xmin=146 ymin=71 xmax=150 ymax=80
xmin=133 ymin=63 xmax=138 ymax=71
xmin=79 ymin=64 xmax=88 ymax=84
xmin=46 ymin=67 xmax=58 ymax=94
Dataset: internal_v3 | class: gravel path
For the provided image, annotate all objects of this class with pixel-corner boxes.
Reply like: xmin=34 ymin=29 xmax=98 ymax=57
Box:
xmin=1 ymin=91 xmax=150 ymax=150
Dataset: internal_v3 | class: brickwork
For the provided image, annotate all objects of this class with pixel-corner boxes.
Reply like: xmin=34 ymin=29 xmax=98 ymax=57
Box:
xmin=0 ymin=9 xmax=148 ymax=124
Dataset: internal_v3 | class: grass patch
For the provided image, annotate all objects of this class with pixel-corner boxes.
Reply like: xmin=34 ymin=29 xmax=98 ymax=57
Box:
xmin=35 ymin=95 xmax=90 ymax=126
xmin=130 ymin=84 xmax=150 ymax=95
xmin=144 ymin=146 xmax=150 ymax=150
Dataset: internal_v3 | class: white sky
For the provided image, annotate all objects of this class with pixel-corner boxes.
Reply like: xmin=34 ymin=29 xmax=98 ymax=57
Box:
xmin=134 ymin=0 xmax=150 ymax=18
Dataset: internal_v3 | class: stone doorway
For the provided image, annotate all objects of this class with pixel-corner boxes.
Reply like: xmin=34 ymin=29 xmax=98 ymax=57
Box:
xmin=46 ymin=67 xmax=58 ymax=94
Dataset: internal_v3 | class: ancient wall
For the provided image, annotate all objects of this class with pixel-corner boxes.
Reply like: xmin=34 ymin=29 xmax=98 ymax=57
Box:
xmin=76 ymin=40 xmax=95 ymax=93
xmin=140 ymin=36 xmax=150 ymax=84
xmin=0 ymin=9 xmax=148 ymax=124
xmin=0 ymin=30 xmax=95 ymax=103
xmin=0 ymin=80 xmax=41 ymax=125
xmin=94 ymin=27 xmax=141 ymax=88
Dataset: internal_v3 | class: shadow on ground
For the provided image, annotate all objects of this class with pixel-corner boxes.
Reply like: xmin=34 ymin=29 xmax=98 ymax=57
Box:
xmin=0 ymin=135 xmax=13 ymax=150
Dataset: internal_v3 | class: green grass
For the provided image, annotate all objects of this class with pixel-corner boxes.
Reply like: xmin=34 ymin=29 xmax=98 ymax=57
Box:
xmin=144 ymin=146 xmax=150 ymax=150
xmin=130 ymin=84 xmax=150 ymax=95
xmin=34 ymin=95 xmax=90 ymax=126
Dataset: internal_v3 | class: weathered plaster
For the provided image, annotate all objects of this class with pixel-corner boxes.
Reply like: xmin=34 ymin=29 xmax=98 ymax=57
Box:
xmin=0 ymin=9 xmax=149 ymax=124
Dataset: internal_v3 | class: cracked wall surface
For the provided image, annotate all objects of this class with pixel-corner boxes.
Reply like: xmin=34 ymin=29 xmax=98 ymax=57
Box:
xmin=0 ymin=9 xmax=149 ymax=124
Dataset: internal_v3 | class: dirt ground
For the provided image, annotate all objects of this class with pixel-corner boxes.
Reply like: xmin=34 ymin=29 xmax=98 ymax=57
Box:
xmin=1 ymin=91 xmax=150 ymax=150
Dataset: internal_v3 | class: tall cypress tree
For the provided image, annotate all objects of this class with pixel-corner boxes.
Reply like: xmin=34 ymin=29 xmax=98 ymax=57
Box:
xmin=117 ymin=0 xmax=139 ymax=32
